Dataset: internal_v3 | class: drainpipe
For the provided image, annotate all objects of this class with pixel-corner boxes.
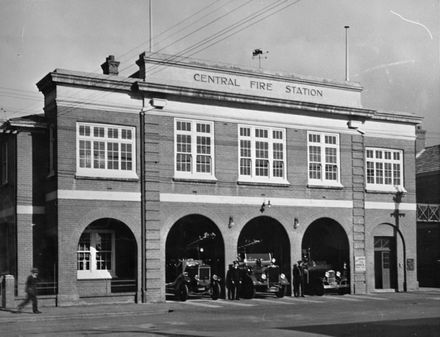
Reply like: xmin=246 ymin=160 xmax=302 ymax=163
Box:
xmin=140 ymin=106 xmax=146 ymax=303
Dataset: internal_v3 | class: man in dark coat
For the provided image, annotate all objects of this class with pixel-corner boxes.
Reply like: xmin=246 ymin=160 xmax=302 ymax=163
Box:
xmin=298 ymin=261 xmax=307 ymax=297
xmin=231 ymin=261 xmax=241 ymax=300
xmin=293 ymin=263 xmax=301 ymax=297
xmin=226 ymin=264 xmax=233 ymax=300
xmin=17 ymin=268 xmax=41 ymax=314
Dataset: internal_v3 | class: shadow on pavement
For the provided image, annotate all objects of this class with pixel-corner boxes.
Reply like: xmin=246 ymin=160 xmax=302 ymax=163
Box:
xmin=280 ymin=317 xmax=440 ymax=337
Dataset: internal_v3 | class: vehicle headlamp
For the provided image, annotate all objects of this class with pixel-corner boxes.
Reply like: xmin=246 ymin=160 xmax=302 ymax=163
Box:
xmin=336 ymin=271 xmax=341 ymax=277
xmin=280 ymin=273 xmax=286 ymax=279
xmin=194 ymin=275 xmax=199 ymax=280
xmin=212 ymin=274 xmax=218 ymax=281
xmin=261 ymin=273 xmax=267 ymax=280
xmin=325 ymin=272 xmax=329 ymax=278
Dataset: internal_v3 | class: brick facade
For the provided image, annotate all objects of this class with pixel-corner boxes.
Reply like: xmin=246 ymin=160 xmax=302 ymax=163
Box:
xmin=0 ymin=53 xmax=422 ymax=307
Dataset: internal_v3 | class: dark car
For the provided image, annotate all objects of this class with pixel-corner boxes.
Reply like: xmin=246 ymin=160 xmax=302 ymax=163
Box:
xmin=305 ymin=262 xmax=349 ymax=295
xmin=238 ymin=253 xmax=289 ymax=299
xmin=166 ymin=259 xmax=221 ymax=301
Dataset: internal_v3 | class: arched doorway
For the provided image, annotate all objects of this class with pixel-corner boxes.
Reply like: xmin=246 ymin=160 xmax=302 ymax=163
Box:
xmin=237 ymin=216 xmax=291 ymax=284
xmin=372 ymin=223 xmax=399 ymax=290
xmin=77 ymin=218 xmax=137 ymax=295
xmin=165 ymin=214 xmax=224 ymax=286
xmin=302 ymin=218 xmax=349 ymax=273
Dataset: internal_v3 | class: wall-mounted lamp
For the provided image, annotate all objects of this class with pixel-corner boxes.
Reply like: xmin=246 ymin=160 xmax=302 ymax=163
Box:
xmin=293 ymin=217 xmax=300 ymax=229
xmin=260 ymin=200 xmax=271 ymax=213
xmin=228 ymin=216 xmax=235 ymax=229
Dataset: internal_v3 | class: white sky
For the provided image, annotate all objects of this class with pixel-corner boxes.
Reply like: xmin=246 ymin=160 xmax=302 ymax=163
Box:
xmin=1 ymin=0 xmax=439 ymax=145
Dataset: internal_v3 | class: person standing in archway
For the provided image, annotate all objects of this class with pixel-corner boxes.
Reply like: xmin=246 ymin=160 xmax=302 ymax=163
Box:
xmin=231 ymin=260 xmax=241 ymax=300
xmin=293 ymin=263 xmax=301 ymax=297
xmin=226 ymin=264 xmax=233 ymax=300
xmin=298 ymin=261 xmax=307 ymax=297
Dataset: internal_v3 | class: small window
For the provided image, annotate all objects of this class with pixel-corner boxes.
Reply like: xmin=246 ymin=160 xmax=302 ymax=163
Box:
xmin=307 ymin=131 xmax=341 ymax=187
xmin=76 ymin=123 xmax=137 ymax=179
xmin=174 ymin=119 xmax=215 ymax=180
xmin=238 ymin=125 xmax=288 ymax=184
xmin=366 ymin=148 xmax=404 ymax=192
xmin=77 ymin=231 xmax=115 ymax=279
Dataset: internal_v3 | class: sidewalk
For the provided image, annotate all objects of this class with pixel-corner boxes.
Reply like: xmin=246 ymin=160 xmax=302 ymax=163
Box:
xmin=0 ymin=302 xmax=171 ymax=323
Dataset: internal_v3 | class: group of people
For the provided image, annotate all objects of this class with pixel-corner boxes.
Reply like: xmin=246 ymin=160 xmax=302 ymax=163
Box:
xmin=292 ymin=261 xmax=308 ymax=297
xmin=225 ymin=260 xmax=241 ymax=300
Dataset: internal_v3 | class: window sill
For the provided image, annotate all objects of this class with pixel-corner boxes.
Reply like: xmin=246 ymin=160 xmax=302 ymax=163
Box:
xmin=173 ymin=177 xmax=217 ymax=184
xmin=77 ymin=271 xmax=115 ymax=279
xmin=75 ymin=174 xmax=139 ymax=182
xmin=237 ymin=180 xmax=290 ymax=187
xmin=366 ymin=186 xmax=407 ymax=194
xmin=307 ymin=183 xmax=344 ymax=190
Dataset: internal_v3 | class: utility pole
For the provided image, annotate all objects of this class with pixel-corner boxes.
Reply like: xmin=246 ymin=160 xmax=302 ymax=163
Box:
xmin=149 ymin=0 xmax=153 ymax=53
xmin=344 ymin=26 xmax=350 ymax=81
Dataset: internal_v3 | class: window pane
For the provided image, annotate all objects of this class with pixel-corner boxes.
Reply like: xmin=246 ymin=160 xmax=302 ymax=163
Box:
xmin=196 ymin=155 xmax=211 ymax=173
xmin=309 ymin=163 xmax=321 ymax=179
xmin=256 ymin=141 xmax=268 ymax=159
xmin=255 ymin=159 xmax=269 ymax=177
xmin=325 ymin=147 xmax=337 ymax=164
xmin=375 ymin=162 xmax=383 ymax=184
xmin=240 ymin=158 xmax=251 ymax=176
xmin=79 ymin=140 xmax=92 ymax=168
xmin=240 ymin=140 xmax=251 ymax=157
xmin=121 ymin=144 xmax=132 ymax=170
xmin=108 ymin=128 xmax=118 ymax=139
xmin=273 ymin=161 xmax=283 ymax=177
xmin=176 ymin=154 xmax=191 ymax=172
xmin=93 ymin=141 xmax=105 ymax=169
xmin=94 ymin=127 xmax=105 ymax=138
xmin=107 ymin=143 xmax=119 ymax=170
xmin=95 ymin=233 xmax=112 ymax=270
xmin=309 ymin=146 xmax=321 ymax=162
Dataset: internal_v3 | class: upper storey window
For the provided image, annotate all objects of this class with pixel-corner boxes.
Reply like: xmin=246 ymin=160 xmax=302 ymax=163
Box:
xmin=174 ymin=119 xmax=215 ymax=180
xmin=238 ymin=125 xmax=287 ymax=184
xmin=366 ymin=148 xmax=404 ymax=192
xmin=76 ymin=122 xmax=137 ymax=179
xmin=307 ymin=131 xmax=341 ymax=187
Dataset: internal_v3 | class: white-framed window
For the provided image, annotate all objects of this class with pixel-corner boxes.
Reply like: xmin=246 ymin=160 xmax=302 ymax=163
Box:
xmin=76 ymin=122 xmax=137 ymax=179
xmin=174 ymin=119 xmax=215 ymax=180
xmin=307 ymin=131 xmax=342 ymax=187
xmin=366 ymin=148 xmax=404 ymax=192
xmin=1 ymin=142 xmax=7 ymax=185
xmin=238 ymin=125 xmax=288 ymax=184
xmin=77 ymin=230 xmax=115 ymax=279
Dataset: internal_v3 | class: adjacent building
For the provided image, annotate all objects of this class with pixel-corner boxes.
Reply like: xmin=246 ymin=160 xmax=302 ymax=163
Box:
xmin=416 ymin=139 xmax=440 ymax=287
xmin=1 ymin=53 xmax=422 ymax=306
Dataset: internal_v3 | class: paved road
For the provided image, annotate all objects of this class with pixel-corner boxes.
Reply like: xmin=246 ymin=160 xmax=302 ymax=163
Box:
xmin=1 ymin=291 xmax=439 ymax=336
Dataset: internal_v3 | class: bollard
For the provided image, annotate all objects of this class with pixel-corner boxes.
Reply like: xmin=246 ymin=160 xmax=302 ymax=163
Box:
xmin=3 ymin=275 xmax=15 ymax=309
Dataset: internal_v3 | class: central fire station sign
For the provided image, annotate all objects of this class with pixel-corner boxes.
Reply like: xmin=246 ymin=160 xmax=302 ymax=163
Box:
xmin=144 ymin=62 xmax=363 ymax=108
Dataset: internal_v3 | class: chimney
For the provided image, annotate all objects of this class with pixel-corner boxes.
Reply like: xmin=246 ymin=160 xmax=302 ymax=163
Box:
xmin=415 ymin=124 xmax=426 ymax=154
xmin=101 ymin=55 xmax=120 ymax=75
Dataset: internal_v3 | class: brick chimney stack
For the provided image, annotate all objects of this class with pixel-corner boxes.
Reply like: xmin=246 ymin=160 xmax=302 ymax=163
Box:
xmin=101 ymin=55 xmax=120 ymax=75
xmin=415 ymin=125 xmax=426 ymax=154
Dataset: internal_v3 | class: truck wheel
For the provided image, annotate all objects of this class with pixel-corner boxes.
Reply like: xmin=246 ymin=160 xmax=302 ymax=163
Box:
xmin=276 ymin=286 xmax=285 ymax=298
xmin=176 ymin=284 xmax=188 ymax=301
xmin=211 ymin=282 xmax=221 ymax=300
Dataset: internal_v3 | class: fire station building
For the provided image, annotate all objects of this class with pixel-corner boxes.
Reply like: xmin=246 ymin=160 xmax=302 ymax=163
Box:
xmin=0 ymin=53 xmax=422 ymax=306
